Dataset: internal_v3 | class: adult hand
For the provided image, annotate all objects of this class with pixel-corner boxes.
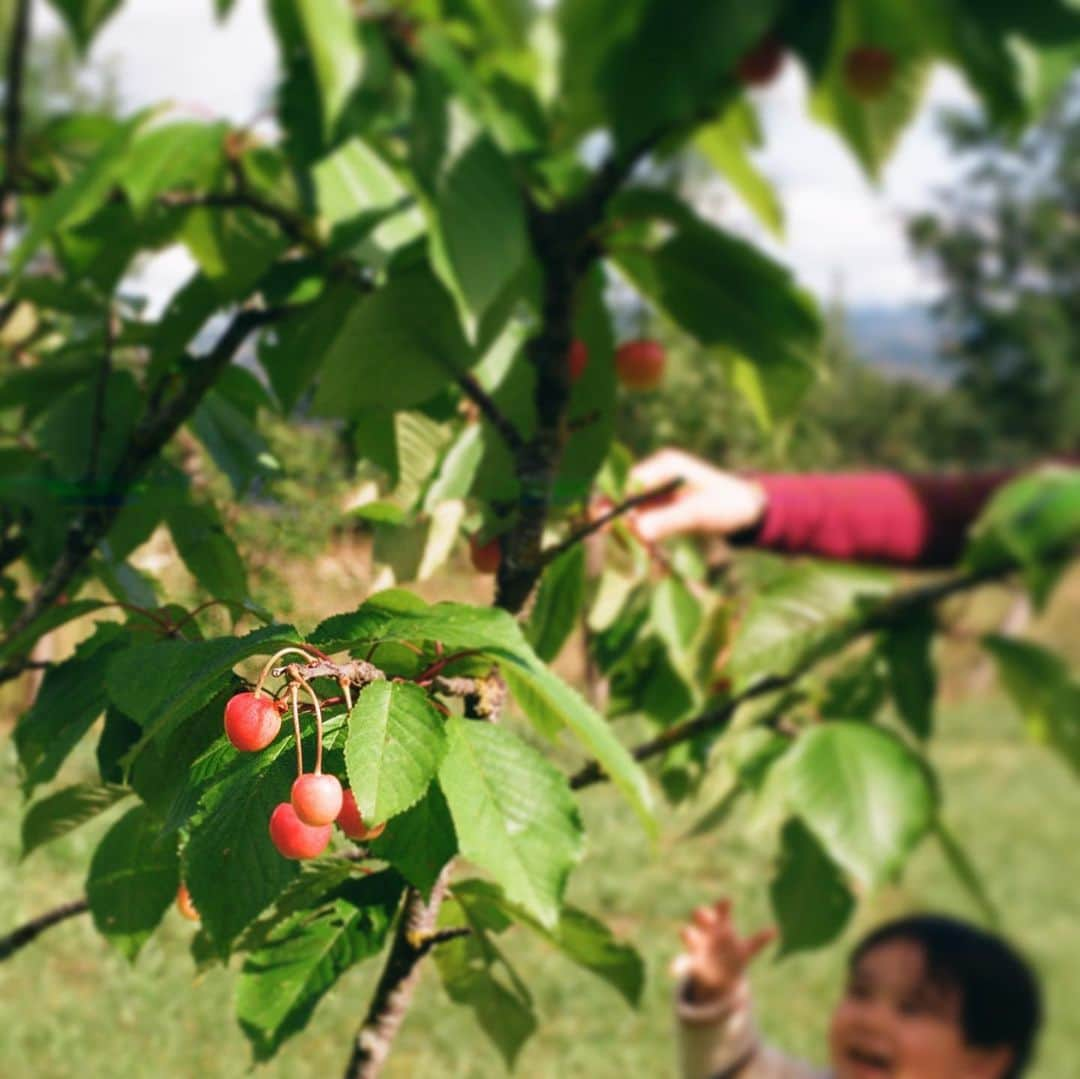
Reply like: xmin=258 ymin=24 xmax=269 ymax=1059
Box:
xmin=674 ymin=898 xmax=777 ymax=1006
xmin=628 ymin=449 xmax=767 ymax=543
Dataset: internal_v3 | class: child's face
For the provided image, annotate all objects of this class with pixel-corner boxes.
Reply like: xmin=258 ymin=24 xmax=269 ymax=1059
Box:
xmin=828 ymin=938 xmax=1011 ymax=1079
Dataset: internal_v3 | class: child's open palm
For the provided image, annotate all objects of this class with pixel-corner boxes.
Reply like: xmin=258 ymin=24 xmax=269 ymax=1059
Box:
xmin=675 ymin=899 xmax=777 ymax=1005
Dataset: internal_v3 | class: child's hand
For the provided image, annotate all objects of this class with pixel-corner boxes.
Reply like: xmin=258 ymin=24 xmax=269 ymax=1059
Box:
xmin=674 ymin=899 xmax=777 ymax=1006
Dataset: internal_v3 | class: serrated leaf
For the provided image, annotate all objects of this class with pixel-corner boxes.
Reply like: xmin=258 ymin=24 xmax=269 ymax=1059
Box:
xmin=435 ymin=894 xmax=537 ymax=1067
xmin=526 ymin=545 xmax=586 ymax=662
xmin=367 ymin=781 xmax=457 ymax=899
xmin=11 ymin=112 xmax=145 ymax=274
xmin=295 ymin=0 xmax=365 ymax=139
xmin=345 ymin=680 xmax=447 ymax=826
xmin=776 ymin=723 xmax=936 ymax=888
xmin=438 ymin=717 xmax=582 ymax=928
xmin=166 ymin=499 xmax=248 ymax=601
xmin=454 ymin=879 xmax=644 ymax=1006
xmin=21 ymin=782 xmax=131 ymax=860
xmin=236 ymin=872 xmax=403 ymax=1060
xmin=312 ymin=265 xmax=474 ymax=415
xmin=770 ymin=817 xmax=854 ymax=957
xmin=880 ymin=607 xmax=936 ymax=739
xmin=983 ymin=634 xmax=1080 ymax=774
xmin=105 ymin=624 xmax=302 ymax=749
xmin=728 ymin=562 xmax=892 ymax=692
xmin=86 ymin=805 xmax=179 ymax=961
xmin=183 ymin=735 xmax=302 ymax=952
xmin=15 ymin=623 xmax=129 ymax=796
xmin=311 ymin=592 xmax=656 ymax=833
xmin=120 ymin=121 xmax=227 ymax=215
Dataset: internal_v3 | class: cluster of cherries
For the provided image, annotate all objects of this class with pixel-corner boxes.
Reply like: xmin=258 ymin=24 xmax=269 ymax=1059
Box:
xmin=223 ymin=647 xmax=385 ymax=860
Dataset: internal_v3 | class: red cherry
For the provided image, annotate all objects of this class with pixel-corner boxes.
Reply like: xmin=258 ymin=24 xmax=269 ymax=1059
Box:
xmin=844 ymin=46 xmax=896 ymax=100
xmin=567 ymin=339 xmax=589 ymax=383
xmin=291 ymin=773 xmax=344 ymax=827
xmin=615 ymin=339 xmax=666 ymax=391
xmin=268 ymin=803 xmax=332 ymax=859
xmin=337 ymin=789 xmax=387 ymax=841
xmin=737 ymin=34 xmax=784 ymax=87
xmin=224 ymin=691 xmax=282 ymax=752
xmin=469 ymin=535 xmax=501 ymax=574
xmin=176 ymin=883 xmax=199 ymax=922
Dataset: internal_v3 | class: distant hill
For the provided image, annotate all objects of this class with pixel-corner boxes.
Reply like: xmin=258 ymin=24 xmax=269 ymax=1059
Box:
xmin=845 ymin=305 xmax=950 ymax=385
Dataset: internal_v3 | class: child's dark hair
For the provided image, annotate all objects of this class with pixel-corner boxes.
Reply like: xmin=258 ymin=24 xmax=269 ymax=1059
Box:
xmin=850 ymin=914 xmax=1042 ymax=1078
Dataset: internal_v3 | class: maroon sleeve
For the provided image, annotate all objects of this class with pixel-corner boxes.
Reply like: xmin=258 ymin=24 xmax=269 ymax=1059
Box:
xmin=750 ymin=471 xmax=1013 ymax=567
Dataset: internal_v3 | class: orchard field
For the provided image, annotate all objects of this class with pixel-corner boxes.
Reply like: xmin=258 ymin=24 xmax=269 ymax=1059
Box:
xmin=3 ymin=2 xmax=1080 ymax=1078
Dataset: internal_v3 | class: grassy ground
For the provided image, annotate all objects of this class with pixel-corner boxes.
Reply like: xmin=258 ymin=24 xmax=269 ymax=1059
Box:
xmin=2 ymin=552 xmax=1079 ymax=1077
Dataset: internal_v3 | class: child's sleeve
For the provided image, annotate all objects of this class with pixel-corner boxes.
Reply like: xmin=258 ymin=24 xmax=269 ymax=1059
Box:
xmin=676 ymin=979 xmax=826 ymax=1079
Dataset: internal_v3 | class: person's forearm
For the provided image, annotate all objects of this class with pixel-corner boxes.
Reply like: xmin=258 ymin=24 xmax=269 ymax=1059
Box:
xmin=744 ymin=470 xmax=1013 ymax=567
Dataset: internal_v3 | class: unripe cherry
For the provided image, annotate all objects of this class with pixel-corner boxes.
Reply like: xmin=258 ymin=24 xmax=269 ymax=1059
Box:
xmin=224 ymin=691 xmax=281 ymax=752
xmin=291 ymin=773 xmax=344 ymax=827
xmin=567 ymin=339 xmax=589 ymax=383
xmin=268 ymin=802 xmax=332 ymax=859
xmin=469 ymin=534 xmax=501 ymax=574
xmin=337 ymin=789 xmax=386 ymax=841
xmin=615 ymin=339 xmax=666 ymax=391
xmin=176 ymin=883 xmax=199 ymax=922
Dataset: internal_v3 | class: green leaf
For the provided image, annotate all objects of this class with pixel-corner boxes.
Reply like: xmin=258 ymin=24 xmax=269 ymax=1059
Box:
xmin=0 ymin=598 xmax=108 ymax=663
xmin=933 ymin=819 xmax=1001 ymax=927
xmin=105 ymin=624 xmax=302 ymax=749
xmin=776 ymin=722 xmax=936 ymax=888
xmin=311 ymin=265 xmax=474 ymax=414
xmin=295 ymin=0 xmax=365 ymax=139
xmin=119 ymin=121 xmax=227 ymax=215
xmin=312 ymin=592 xmax=656 ymax=833
xmin=86 ymin=805 xmax=179 ymax=961
xmin=880 ymin=607 xmax=936 ymax=739
xmin=21 ymin=782 xmax=131 ymax=861
xmin=236 ymin=873 xmax=404 ymax=1060
xmin=454 ymin=879 xmax=644 ymax=1006
xmin=183 ymin=735 xmax=303 ymax=952
xmin=728 ymin=562 xmax=892 ymax=692
xmin=695 ymin=101 xmax=783 ymax=237
xmin=438 ymin=716 xmax=583 ymax=928
xmin=166 ymin=499 xmax=248 ymax=601
xmin=345 ymin=680 xmax=448 ymax=826
xmin=44 ymin=0 xmax=124 ymax=51
xmin=426 ymin=131 xmax=532 ymax=339
xmin=964 ymin=467 xmax=1080 ymax=606
xmin=982 ymin=634 xmax=1080 ymax=775
xmin=11 ymin=112 xmax=146 ymax=275
xmin=189 ymin=388 xmax=280 ymax=497
xmin=15 ymin=623 xmax=129 ymax=796
xmin=770 ymin=818 xmax=855 ymax=956
xmin=368 ymin=782 xmax=457 ymax=899
xmin=181 ymin=207 xmax=287 ymax=300
xmin=422 ymin=423 xmax=485 ymax=510
xmin=526 ymin=545 xmax=586 ymax=662
xmin=435 ymin=895 xmax=537 ymax=1067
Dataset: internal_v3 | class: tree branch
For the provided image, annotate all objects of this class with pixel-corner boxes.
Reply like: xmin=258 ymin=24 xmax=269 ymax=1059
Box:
xmin=539 ymin=479 xmax=682 ymax=566
xmin=568 ymin=560 xmax=1032 ymax=790
xmin=0 ymin=307 xmax=278 ymax=685
xmin=0 ymin=0 xmax=31 ymax=244
xmin=0 ymin=898 xmax=88 ymax=961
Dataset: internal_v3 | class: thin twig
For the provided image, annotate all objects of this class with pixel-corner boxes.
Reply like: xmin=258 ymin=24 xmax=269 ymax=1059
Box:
xmin=0 ymin=898 xmax=88 ymax=961
xmin=454 ymin=370 xmax=526 ymax=454
xmin=0 ymin=0 xmax=31 ymax=243
xmin=540 ymin=478 xmax=683 ymax=566
xmin=86 ymin=307 xmax=116 ymax=483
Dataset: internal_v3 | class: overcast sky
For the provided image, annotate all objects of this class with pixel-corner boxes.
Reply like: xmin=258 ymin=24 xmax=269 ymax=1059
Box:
xmin=39 ymin=0 xmax=976 ymax=313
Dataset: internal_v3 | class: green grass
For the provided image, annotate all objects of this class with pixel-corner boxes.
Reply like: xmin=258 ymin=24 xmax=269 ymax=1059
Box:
xmin=2 ymin=692 xmax=1080 ymax=1078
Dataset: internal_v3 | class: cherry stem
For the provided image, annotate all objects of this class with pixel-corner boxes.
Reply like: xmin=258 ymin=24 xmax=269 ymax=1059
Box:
xmin=255 ymin=646 xmax=319 ymax=696
xmin=292 ymin=669 xmax=324 ymax=775
xmin=289 ymin=683 xmax=303 ymax=777
xmin=340 ymin=678 xmax=353 ymax=712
